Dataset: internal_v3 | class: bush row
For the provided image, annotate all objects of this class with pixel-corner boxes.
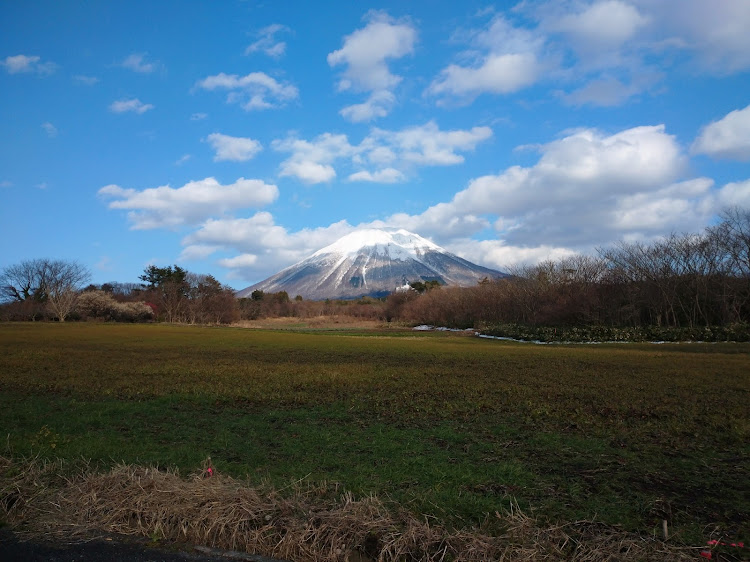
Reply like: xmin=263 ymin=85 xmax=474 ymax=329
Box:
xmin=479 ymin=323 xmax=750 ymax=343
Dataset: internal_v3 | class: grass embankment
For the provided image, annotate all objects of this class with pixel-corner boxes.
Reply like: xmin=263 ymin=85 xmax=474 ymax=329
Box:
xmin=1 ymin=323 xmax=748 ymax=555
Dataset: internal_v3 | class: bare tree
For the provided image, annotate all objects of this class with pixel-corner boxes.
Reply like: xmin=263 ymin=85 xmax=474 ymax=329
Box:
xmin=0 ymin=258 xmax=90 ymax=321
xmin=44 ymin=260 xmax=91 ymax=321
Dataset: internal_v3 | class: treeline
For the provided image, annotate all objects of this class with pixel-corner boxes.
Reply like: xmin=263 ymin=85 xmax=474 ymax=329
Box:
xmin=0 ymin=262 xmax=238 ymax=324
xmin=392 ymin=207 xmax=750 ymax=332
xmin=237 ymin=289 xmax=384 ymax=322
xmin=2 ymin=207 xmax=748 ymax=333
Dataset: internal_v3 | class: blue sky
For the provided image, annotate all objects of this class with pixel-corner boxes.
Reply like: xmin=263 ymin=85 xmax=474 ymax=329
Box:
xmin=2 ymin=0 xmax=749 ymax=289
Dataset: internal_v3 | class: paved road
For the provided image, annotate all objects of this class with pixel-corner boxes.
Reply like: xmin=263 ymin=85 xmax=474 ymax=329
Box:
xmin=0 ymin=529 xmax=287 ymax=562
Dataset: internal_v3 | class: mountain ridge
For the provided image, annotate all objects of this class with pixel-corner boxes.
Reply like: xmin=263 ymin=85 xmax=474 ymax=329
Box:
xmin=236 ymin=228 xmax=506 ymax=300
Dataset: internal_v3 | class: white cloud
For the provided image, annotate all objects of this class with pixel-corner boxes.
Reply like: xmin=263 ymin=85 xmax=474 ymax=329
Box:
xmin=98 ymin=177 xmax=279 ymax=230
xmin=634 ymin=0 xmax=750 ymax=73
xmin=185 ymin=214 xmax=354 ymax=280
xmin=218 ymin=254 xmax=258 ymax=268
xmin=446 ymin=239 xmax=577 ymax=270
xmin=205 ymin=133 xmax=262 ymax=162
xmin=245 ymin=24 xmax=289 ymax=58
xmin=1 ymin=54 xmax=56 ymax=75
xmin=196 ymin=72 xmax=298 ymax=111
xmin=272 ymin=121 xmax=493 ymax=184
xmin=380 ymin=124 xmax=702 ymax=252
xmin=348 ymin=168 xmax=405 ymax=183
xmin=386 ymin=205 xmax=491 ymax=241
xmin=0 ymin=180 xmax=12 ymax=188
xmin=427 ymin=16 xmax=545 ymax=102
xmin=328 ymin=11 xmax=416 ymax=92
xmin=561 ymin=72 xmax=663 ymax=107
xmin=339 ymin=90 xmax=395 ymax=123
xmin=36 ymin=182 xmax=48 ymax=190
xmin=716 ymin=179 xmax=750 ymax=208
xmin=175 ymin=154 xmax=191 ymax=166
xmin=366 ymin=121 xmax=493 ymax=166
xmin=328 ymin=11 xmax=416 ymax=120
xmin=425 ymin=0 xmax=749 ymax=110
xmin=547 ymin=1 xmax=648 ymax=54
xmin=190 ymin=112 xmax=207 ymax=121
xmin=273 ymin=133 xmax=354 ymax=184
xmin=41 ymin=122 xmax=58 ymax=138
xmin=691 ymin=103 xmax=750 ymax=161
xmin=282 ymin=161 xmax=337 ymax=184
xmin=429 ymin=53 xmax=542 ymax=99
xmin=121 ymin=53 xmax=158 ymax=73
xmin=73 ymin=74 xmax=99 ymax=85
xmin=178 ymin=244 xmax=220 ymax=261
xmin=109 ymin=98 xmax=154 ymax=114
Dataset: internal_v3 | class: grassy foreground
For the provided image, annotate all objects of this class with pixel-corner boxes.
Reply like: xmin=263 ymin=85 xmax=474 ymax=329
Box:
xmin=1 ymin=322 xmax=748 ymax=549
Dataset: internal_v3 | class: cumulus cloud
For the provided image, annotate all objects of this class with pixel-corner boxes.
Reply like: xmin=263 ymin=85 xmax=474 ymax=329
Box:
xmin=1 ymin=54 xmax=56 ymax=75
xmin=716 ymin=179 xmax=750 ymax=208
xmin=178 ymin=244 xmax=220 ymax=261
xmin=339 ymin=90 xmax=395 ymax=123
xmin=121 ymin=53 xmax=158 ymax=73
xmin=427 ymin=16 xmax=546 ymax=102
xmin=184 ymin=214 xmax=355 ymax=280
xmin=245 ymin=24 xmax=290 ymax=58
xmin=273 ymin=121 xmax=493 ymax=184
xmin=98 ymin=177 xmax=279 ymax=230
xmin=546 ymin=1 xmax=648 ymax=54
xmin=429 ymin=53 xmax=542 ymax=99
xmin=109 ymin=98 xmax=154 ymax=114
xmin=691 ymin=103 xmax=750 ymax=161
xmin=195 ymin=72 xmax=298 ymax=111
xmin=634 ymin=0 xmax=750 ymax=73
xmin=445 ymin=238 xmax=577 ymax=270
xmin=205 ymin=133 xmax=263 ymax=162
xmin=561 ymin=69 xmax=663 ymax=107
xmin=426 ymin=1 xmax=750 ymax=109
xmin=366 ymin=121 xmax=493 ymax=166
xmin=348 ymin=168 xmax=405 ymax=183
xmin=273 ymin=133 xmax=355 ymax=184
xmin=217 ymin=254 xmax=258 ymax=268
xmin=548 ymin=0 xmax=750 ymax=80
xmin=328 ymin=11 xmax=416 ymax=121
xmin=328 ymin=11 xmax=416 ymax=92
xmin=379 ymin=124 xmax=706 ymax=256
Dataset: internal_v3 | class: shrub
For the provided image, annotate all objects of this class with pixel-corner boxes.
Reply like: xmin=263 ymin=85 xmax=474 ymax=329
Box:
xmin=76 ymin=290 xmax=153 ymax=322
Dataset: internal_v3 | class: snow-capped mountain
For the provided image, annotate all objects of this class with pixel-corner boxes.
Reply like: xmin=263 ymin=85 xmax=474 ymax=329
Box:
xmin=236 ymin=228 xmax=506 ymax=300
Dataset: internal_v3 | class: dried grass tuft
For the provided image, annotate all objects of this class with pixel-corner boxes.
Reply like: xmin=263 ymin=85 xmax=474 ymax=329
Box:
xmin=1 ymin=456 xmax=701 ymax=561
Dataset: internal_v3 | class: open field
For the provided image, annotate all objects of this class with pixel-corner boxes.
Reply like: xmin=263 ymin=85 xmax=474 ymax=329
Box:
xmin=1 ymin=322 xmax=748 ymax=553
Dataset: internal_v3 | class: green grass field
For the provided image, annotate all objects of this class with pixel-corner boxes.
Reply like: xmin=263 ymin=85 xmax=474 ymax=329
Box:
xmin=1 ymin=322 xmax=748 ymax=546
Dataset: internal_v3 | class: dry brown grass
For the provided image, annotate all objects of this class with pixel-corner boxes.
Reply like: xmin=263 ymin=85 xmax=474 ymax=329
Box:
xmin=233 ymin=315 xmax=391 ymax=330
xmin=231 ymin=315 xmax=416 ymax=332
xmin=1 ymin=455 xmax=701 ymax=561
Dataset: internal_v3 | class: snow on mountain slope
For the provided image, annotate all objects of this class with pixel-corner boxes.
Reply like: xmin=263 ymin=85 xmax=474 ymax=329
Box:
xmin=236 ymin=228 xmax=505 ymax=300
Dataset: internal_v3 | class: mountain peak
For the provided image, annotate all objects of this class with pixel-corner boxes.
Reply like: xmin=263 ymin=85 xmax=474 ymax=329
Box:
xmin=237 ymin=228 xmax=505 ymax=300
xmin=312 ymin=228 xmax=442 ymax=262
